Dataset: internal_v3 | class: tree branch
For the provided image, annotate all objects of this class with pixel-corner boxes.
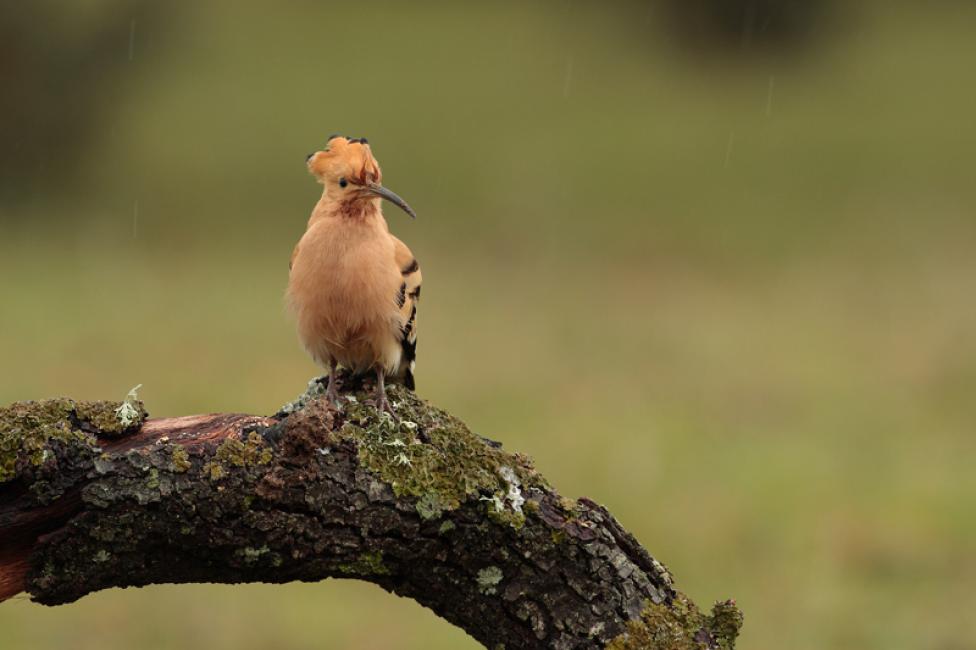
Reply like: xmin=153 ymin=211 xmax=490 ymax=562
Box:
xmin=0 ymin=378 xmax=742 ymax=649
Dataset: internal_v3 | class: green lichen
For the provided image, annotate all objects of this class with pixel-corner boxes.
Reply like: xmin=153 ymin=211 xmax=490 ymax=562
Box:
xmin=476 ymin=566 xmax=504 ymax=595
xmin=170 ymin=446 xmax=191 ymax=473
xmin=707 ymin=600 xmax=744 ymax=649
xmin=438 ymin=520 xmax=456 ymax=535
xmin=240 ymin=546 xmax=269 ymax=563
xmin=605 ymin=594 xmax=743 ymax=650
xmin=0 ymin=390 xmax=148 ymax=486
xmin=74 ymin=385 xmax=147 ymax=437
xmin=203 ymin=432 xmax=272 ymax=482
xmin=482 ymin=465 xmax=528 ymax=529
xmin=338 ymin=551 xmax=390 ymax=576
xmin=0 ymin=399 xmax=98 ymax=484
xmin=485 ymin=498 xmax=527 ymax=529
xmin=416 ymin=491 xmax=447 ymax=520
xmin=203 ymin=462 xmax=227 ymax=482
xmin=331 ymin=385 xmax=546 ymax=526
xmin=559 ymin=496 xmax=578 ymax=512
xmin=115 ymin=384 xmax=144 ymax=427
xmin=216 ymin=432 xmax=274 ymax=467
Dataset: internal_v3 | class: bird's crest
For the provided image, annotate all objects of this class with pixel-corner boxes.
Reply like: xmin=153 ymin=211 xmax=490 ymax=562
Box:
xmin=308 ymin=135 xmax=381 ymax=185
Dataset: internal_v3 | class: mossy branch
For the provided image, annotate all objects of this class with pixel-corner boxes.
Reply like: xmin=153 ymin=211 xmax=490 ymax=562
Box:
xmin=0 ymin=377 xmax=742 ymax=649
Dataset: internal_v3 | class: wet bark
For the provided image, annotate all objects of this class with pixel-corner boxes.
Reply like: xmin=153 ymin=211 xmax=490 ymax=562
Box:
xmin=0 ymin=381 xmax=741 ymax=649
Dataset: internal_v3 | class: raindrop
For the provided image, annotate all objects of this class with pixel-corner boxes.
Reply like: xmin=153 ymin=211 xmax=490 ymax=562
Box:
xmin=724 ymin=132 xmax=735 ymax=168
xmin=563 ymin=55 xmax=574 ymax=98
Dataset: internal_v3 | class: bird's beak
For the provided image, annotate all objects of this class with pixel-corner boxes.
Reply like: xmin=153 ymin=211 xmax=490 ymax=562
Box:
xmin=365 ymin=182 xmax=417 ymax=219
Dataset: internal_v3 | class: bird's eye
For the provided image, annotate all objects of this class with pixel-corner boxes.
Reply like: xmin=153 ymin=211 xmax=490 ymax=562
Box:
xmin=338 ymin=178 xmax=348 ymax=188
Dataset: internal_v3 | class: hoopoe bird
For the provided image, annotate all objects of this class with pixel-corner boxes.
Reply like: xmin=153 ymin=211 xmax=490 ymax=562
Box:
xmin=287 ymin=135 xmax=421 ymax=415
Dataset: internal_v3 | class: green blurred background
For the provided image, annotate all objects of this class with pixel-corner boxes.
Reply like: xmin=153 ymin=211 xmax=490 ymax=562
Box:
xmin=1 ymin=1 xmax=974 ymax=648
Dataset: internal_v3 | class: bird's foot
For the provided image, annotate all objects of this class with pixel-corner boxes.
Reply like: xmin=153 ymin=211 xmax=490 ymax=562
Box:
xmin=371 ymin=392 xmax=397 ymax=420
xmin=369 ymin=369 xmax=397 ymax=420
xmin=369 ymin=386 xmax=399 ymax=422
xmin=325 ymin=379 xmax=342 ymax=408
xmin=324 ymin=377 xmax=343 ymax=410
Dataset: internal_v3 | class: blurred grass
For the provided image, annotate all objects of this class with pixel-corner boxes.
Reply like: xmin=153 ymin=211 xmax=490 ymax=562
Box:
xmin=1 ymin=2 xmax=975 ymax=649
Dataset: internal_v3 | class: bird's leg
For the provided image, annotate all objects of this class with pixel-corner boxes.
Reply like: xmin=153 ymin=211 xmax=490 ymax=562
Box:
xmin=324 ymin=360 xmax=342 ymax=408
xmin=372 ymin=367 xmax=396 ymax=418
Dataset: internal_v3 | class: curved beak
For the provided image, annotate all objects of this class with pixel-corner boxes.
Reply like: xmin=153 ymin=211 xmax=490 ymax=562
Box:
xmin=365 ymin=182 xmax=417 ymax=219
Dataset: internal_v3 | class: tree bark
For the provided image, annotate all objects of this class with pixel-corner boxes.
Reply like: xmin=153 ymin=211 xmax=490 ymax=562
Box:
xmin=0 ymin=378 xmax=742 ymax=649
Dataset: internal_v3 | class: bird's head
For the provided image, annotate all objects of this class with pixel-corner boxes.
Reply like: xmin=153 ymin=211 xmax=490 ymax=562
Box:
xmin=306 ymin=135 xmax=416 ymax=219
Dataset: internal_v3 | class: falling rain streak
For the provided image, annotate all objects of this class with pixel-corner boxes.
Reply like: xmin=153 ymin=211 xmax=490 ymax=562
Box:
xmin=128 ymin=20 xmax=136 ymax=61
xmin=563 ymin=56 xmax=574 ymax=98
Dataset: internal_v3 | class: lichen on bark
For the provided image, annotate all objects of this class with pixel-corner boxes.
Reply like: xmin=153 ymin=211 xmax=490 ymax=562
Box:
xmin=202 ymin=432 xmax=273 ymax=481
xmin=605 ymin=595 xmax=744 ymax=650
xmin=284 ymin=381 xmax=545 ymax=531
xmin=0 ymin=396 xmax=147 ymax=501
xmin=1 ymin=377 xmax=742 ymax=649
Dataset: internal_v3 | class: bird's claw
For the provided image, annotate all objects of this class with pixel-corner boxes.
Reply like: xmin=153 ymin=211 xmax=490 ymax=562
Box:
xmin=372 ymin=395 xmax=397 ymax=420
xmin=320 ymin=373 xmax=343 ymax=410
xmin=324 ymin=386 xmax=343 ymax=410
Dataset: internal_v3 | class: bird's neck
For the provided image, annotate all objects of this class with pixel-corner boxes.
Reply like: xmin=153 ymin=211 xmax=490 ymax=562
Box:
xmin=311 ymin=193 xmax=384 ymax=226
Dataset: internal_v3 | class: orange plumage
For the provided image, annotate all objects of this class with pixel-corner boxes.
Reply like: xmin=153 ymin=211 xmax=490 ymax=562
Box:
xmin=287 ymin=135 xmax=420 ymax=414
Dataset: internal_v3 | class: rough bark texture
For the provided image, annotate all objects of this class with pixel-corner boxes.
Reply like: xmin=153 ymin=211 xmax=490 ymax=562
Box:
xmin=0 ymin=378 xmax=742 ymax=649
